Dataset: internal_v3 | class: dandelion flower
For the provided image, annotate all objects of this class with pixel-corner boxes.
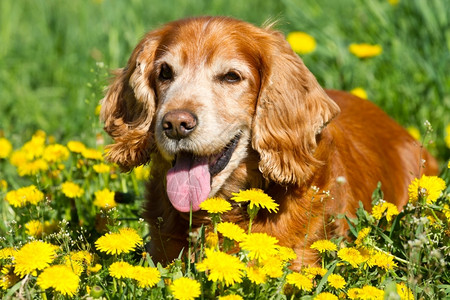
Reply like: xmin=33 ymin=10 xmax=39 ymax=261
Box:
xmin=286 ymin=31 xmax=317 ymax=54
xmin=231 ymin=189 xmax=279 ymax=213
xmin=408 ymin=175 xmax=446 ymax=204
xmin=196 ymin=248 xmax=245 ymax=286
xmin=0 ymin=138 xmax=12 ymax=159
xmin=349 ymin=43 xmax=382 ymax=58
xmin=5 ymin=185 xmax=44 ymax=207
xmin=286 ymin=272 xmax=313 ymax=291
xmin=170 ymin=277 xmax=201 ymax=300
xmin=43 ymin=144 xmax=69 ymax=163
xmin=134 ymin=165 xmax=151 ymax=180
xmin=205 ymin=232 xmax=219 ymax=248
xmin=354 ymin=285 xmax=385 ymax=299
xmin=275 ymin=246 xmax=297 ymax=262
xmin=217 ymin=222 xmax=247 ymax=242
xmin=337 ymin=247 xmax=367 ymax=268
xmin=239 ymin=232 xmax=279 ymax=262
xmin=37 ymin=265 xmax=79 ymax=296
xmin=95 ymin=228 xmax=143 ymax=255
xmin=396 ymin=283 xmax=414 ymax=300
xmin=200 ymin=197 xmax=232 ymax=214
xmin=132 ymin=266 xmax=161 ymax=288
xmin=0 ymin=180 xmax=7 ymax=192
xmin=14 ymin=241 xmax=57 ymax=277
xmin=367 ymin=250 xmax=397 ymax=271
xmin=93 ymin=188 xmax=117 ymax=209
xmin=109 ymin=261 xmax=135 ymax=279
xmin=0 ymin=270 xmax=20 ymax=290
xmin=260 ymin=255 xmax=284 ymax=278
xmin=17 ymin=159 xmax=48 ymax=176
xmin=327 ymin=274 xmax=346 ymax=289
xmin=315 ymin=292 xmax=339 ymax=300
xmin=355 ymin=227 xmax=371 ymax=246
xmin=246 ymin=266 xmax=267 ymax=284
xmin=371 ymin=201 xmax=399 ymax=222
xmin=93 ymin=163 xmax=111 ymax=174
xmin=407 ymin=126 xmax=421 ymax=141
xmin=25 ymin=220 xmax=44 ymax=237
xmin=87 ymin=264 xmax=102 ymax=274
xmin=82 ymin=148 xmax=103 ymax=160
xmin=61 ymin=181 xmax=84 ymax=198
xmin=21 ymin=134 xmax=45 ymax=160
xmin=350 ymin=87 xmax=368 ymax=99
xmin=445 ymin=124 xmax=450 ymax=149
xmin=310 ymin=239 xmax=337 ymax=253
xmin=0 ymin=248 xmax=16 ymax=259
xmin=67 ymin=141 xmax=86 ymax=153
xmin=302 ymin=266 xmax=327 ymax=278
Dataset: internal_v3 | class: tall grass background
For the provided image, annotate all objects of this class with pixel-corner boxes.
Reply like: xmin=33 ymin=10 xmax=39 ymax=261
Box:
xmin=0 ymin=0 xmax=449 ymax=162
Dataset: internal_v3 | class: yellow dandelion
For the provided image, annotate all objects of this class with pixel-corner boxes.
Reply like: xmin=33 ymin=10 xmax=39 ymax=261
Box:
xmin=61 ymin=181 xmax=84 ymax=198
xmin=95 ymin=227 xmax=143 ymax=255
xmin=17 ymin=159 xmax=48 ymax=176
xmin=337 ymin=247 xmax=367 ymax=268
xmin=67 ymin=141 xmax=86 ymax=153
xmin=21 ymin=134 xmax=45 ymax=160
xmin=310 ymin=239 xmax=337 ymax=253
xmin=350 ymin=87 xmax=368 ymax=99
xmin=196 ymin=248 xmax=245 ymax=286
xmin=286 ymin=31 xmax=317 ymax=54
xmin=443 ymin=204 xmax=450 ymax=222
xmin=275 ymin=246 xmax=297 ymax=262
xmin=205 ymin=232 xmax=219 ymax=249
xmin=134 ymin=165 xmax=151 ymax=181
xmin=286 ymin=272 xmax=313 ymax=291
xmin=0 ymin=180 xmax=7 ymax=192
xmin=95 ymin=104 xmax=102 ymax=116
xmin=355 ymin=227 xmax=371 ymax=246
xmin=349 ymin=43 xmax=383 ymax=58
xmin=37 ymin=265 xmax=79 ymax=296
xmin=396 ymin=283 xmax=414 ymax=300
xmin=132 ymin=266 xmax=161 ymax=288
xmin=25 ymin=220 xmax=44 ymax=237
xmin=65 ymin=251 xmax=93 ymax=275
xmin=446 ymin=124 xmax=450 ymax=149
xmin=0 ymin=267 xmax=20 ymax=290
xmin=14 ymin=241 xmax=57 ymax=277
xmin=231 ymin=189 xmax=279 ymax=213
xmin=408 ymin=175 xmax=446 ymax=204
xmin=327 ymin=274 xmax=346 ymax=289
xmin=217 ymin=222 xmax=247 ymax=242
xmin=170 ymin=277 xmax=201 ymax=300
xmin=407 ymin=126 xmax=421 ymax=141
xmin=356 ymin=285 xmax=385 ymax=299
xmin=260 ymin=255 xmax=284 ymax=278
xmin=302 ymin=266 xmax=327 ymax=278
xmin=219 ymin=295 xmax=243 ymax=300
xmin=239 ymin=232 xmax=279 ymax=262
xmin=0 ymin=248 xmax=16 ymax=259
xmin=371 ymin=201 xmax=399 ymax=222
xmin=93 ymin=188 xmax=117 ymax=209
xmin=5 ymin=185 xmax=44 ymax=207
xmin=87 ymin=264 xmax=102 ymax=274
xmin=200 ymin=197 xmax=232 ymax=214
xmin=10 ymin=150 xmax=27 ymax=167
xmin=246 ymin=266 xmax=267 ymax=284
xmin=367 ymin=250 xmax=397 ymax=271
xmin=42 ymin=144 xmax=69 ymax=163
xmin=0 ymin=138 xmax=13 ymax=159
xmin=315 ymin=292 xmax=339 ymax=300
xmin=93 ymin=163 xmax=111 ymax=174
xmin=82 ymin=148 xmax=103 ymax=160
xmin=109 ymin=261 xmax=135 ymax=279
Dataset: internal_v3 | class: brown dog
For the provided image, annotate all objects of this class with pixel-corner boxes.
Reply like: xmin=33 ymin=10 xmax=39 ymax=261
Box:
xmin=100 ymin=16 xmax=438 ymax=267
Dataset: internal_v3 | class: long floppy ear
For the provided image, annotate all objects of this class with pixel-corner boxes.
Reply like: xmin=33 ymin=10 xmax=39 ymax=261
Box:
xmin=100 ymin=32 xmax=162 ymax=171
xmin=252 ymin=31 xmax=340 ymax=185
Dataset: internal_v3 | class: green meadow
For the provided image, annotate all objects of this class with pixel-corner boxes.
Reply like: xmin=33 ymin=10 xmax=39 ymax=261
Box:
xmin=0 ymin=0 xmax=449 ymax=299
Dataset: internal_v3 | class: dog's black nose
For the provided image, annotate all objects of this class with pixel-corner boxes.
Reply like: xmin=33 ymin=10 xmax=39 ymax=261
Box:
xmin=162 ymin=110 xmax=197 ymax=140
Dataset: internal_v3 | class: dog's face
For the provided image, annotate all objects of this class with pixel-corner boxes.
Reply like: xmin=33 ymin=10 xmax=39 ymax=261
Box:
xmin=100 ymin=17 xmax=340 ymax=212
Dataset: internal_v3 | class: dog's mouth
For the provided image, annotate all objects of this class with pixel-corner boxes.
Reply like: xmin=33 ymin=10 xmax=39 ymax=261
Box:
xmin=166 ymin=133 xmax=241 ymax=212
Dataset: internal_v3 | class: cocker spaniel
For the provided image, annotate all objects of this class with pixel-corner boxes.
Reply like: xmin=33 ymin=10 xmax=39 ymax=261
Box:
xmin=100 ymin=16 xmax=438 ymax=267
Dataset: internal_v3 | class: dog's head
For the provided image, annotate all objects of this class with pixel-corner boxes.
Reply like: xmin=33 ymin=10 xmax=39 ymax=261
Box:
xmin=100 ymin=16 xmax=339 ymax=212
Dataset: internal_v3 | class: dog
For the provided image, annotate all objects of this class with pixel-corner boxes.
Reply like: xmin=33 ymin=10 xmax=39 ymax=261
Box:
xmin=100 ymin=16 xmax=438 ymax=267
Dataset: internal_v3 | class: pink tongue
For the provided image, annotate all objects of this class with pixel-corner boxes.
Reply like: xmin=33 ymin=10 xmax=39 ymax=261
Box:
xmin=166 ymin=153 xmax=211 ymax=212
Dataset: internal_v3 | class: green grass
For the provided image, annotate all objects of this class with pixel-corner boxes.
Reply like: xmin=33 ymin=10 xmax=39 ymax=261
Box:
xmin=0 ymin=0 xmax=449 ymax=162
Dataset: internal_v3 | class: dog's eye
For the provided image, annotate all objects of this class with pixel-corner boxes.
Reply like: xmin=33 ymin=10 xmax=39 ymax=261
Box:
xmin=221 ymin=71 xmax=242 ymax=83
xmin=158 ymin=63 xmax=173 ymax=81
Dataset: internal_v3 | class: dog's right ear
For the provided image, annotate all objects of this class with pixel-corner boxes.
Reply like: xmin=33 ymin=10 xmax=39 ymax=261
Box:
xmin=100 ymin=31 xmax=163 ymax=171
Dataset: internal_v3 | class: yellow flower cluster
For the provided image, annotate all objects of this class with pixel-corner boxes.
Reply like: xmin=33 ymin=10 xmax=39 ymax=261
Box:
xmin=371 ymin=201 xmax=399 ymax=222
xmin=5 ymin=185 xmax=44 ymax=207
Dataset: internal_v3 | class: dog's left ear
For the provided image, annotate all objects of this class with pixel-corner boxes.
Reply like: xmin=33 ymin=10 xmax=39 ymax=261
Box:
xmin=252 ymin=30 xmax=340 ymax=185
